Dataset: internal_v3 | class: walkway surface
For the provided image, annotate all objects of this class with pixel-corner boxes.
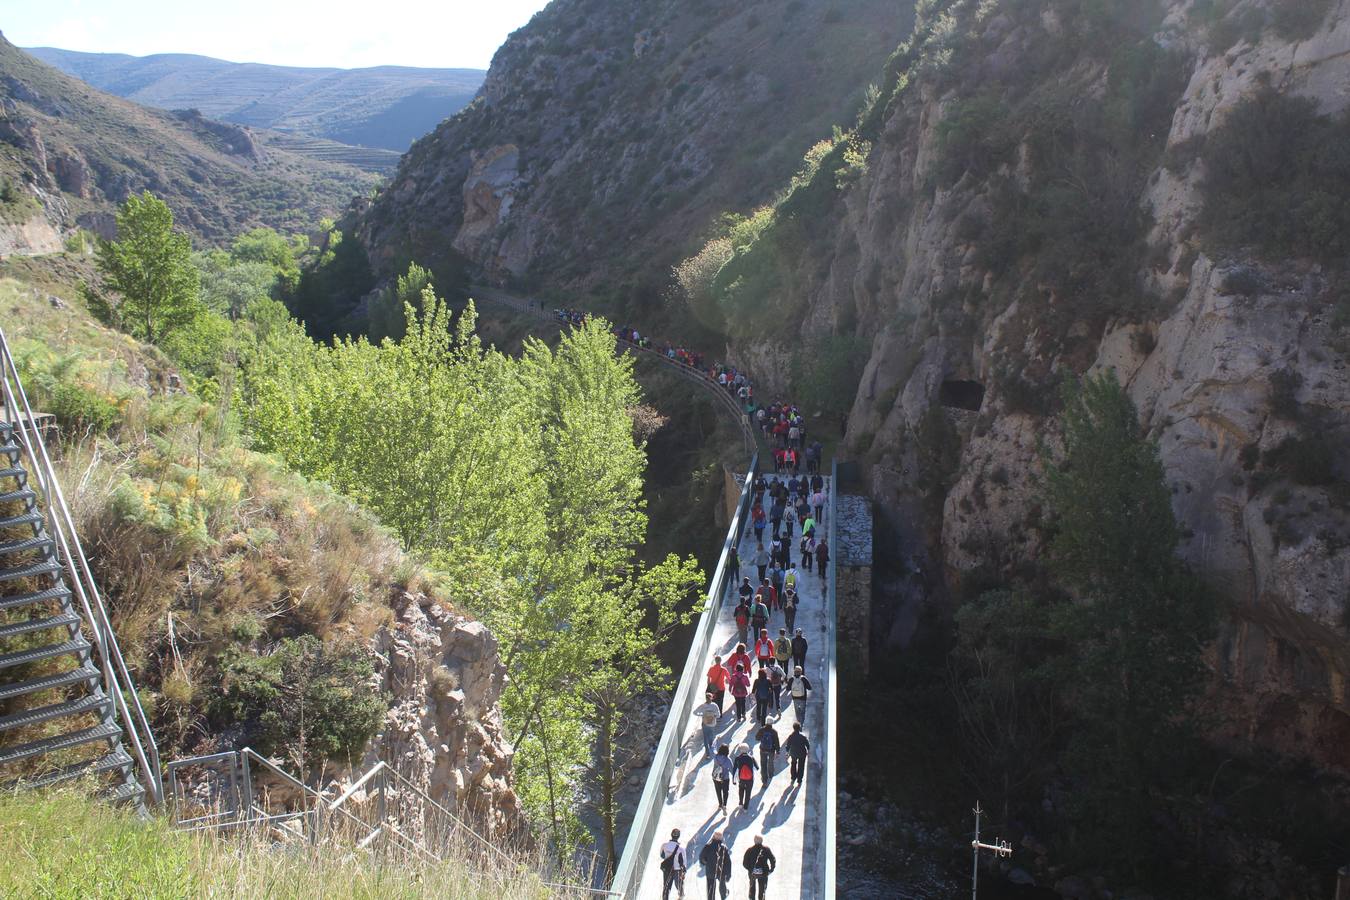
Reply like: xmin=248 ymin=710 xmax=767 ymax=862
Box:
xmin=636 ymin=478 xmax=832 ymax=900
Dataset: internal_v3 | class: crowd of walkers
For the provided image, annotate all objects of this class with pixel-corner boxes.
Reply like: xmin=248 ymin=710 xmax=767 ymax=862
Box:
xmin=660 ymin=471 xmax=828 ymax=900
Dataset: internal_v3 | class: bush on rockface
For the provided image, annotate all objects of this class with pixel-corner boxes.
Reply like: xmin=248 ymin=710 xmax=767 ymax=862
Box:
xmin=1201 ymin=88 xmax=1350 ymax=262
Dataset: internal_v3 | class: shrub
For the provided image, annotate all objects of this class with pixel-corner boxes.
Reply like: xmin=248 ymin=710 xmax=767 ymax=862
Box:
xmin=1263 ymin=435 xmax=1338 ymax=486
xmin=1268 ymin=368 xmax=1303 ymax=420
xmin=1271 ymin=0 xmax=1334 ymax=41
xmin=1201 ymin=89 xmax=1350 ymax=262
xmin=208 ymin=635 xmax=386 ymax=767
xmin=49 ymin=381 xmax=121 ymax=434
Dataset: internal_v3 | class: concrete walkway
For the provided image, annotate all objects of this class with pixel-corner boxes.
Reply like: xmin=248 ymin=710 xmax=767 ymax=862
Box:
xmin=636 ymin=478 xmax=832 ymax=900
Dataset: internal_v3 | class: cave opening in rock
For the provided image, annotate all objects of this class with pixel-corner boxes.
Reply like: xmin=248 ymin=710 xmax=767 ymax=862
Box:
xmin=939 ymin=379 xmax=985 ymax=412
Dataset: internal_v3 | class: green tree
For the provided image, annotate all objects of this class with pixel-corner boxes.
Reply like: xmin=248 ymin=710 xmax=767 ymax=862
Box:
xmin=1043 ymin=373 xmax=1215 ymax=865
xmin=88 ymin=192 xmax=202 ymax=344
xmin=368 ymin=262 xmax=433 ymax=344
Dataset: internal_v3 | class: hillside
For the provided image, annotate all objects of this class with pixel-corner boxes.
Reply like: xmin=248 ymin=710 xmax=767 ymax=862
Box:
xmin=26 ymin=47 xmax=484 ymax=153
xmin=353 ymin=0 xmax=915 ymax=323
xmin=0 ymin=34 xmax=377 ymax=245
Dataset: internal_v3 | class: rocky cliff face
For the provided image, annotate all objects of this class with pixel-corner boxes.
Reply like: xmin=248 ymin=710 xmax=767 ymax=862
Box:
xmin=357 ymin=0 xmax=914 ymax=299
xmin=724 ymin=0 xmax=1350 ymax=773
xmin=359 ymin=590 xmax=523 ymax=836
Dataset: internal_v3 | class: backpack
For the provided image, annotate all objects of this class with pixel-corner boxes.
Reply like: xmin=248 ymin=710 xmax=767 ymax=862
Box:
xmin=660 ymin=844 xmax=679 ymax=873
xmin=739 ymin=762 xmax=754 ymax=781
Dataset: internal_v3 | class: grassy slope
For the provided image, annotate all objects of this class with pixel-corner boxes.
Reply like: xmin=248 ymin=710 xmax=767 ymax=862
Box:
xmin=0 ymin=789 xmax=558 ymax=899
xmin=0 ymin=265 xmax=444 ymax=764
xmin=0 ymin=37 xmax=377 ymax=243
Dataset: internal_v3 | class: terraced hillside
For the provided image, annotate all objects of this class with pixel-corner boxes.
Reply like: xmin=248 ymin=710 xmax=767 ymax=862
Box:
xmin=260 ymin=133 xmax=402 ymax=173
xmin=27 ymin=47 xmax=485 ymax=151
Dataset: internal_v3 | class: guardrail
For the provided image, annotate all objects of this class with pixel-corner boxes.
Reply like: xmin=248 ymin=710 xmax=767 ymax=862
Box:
xmin=609 ymin=452 xmax=759 ymax=898
xmin=822 ymin=459 xmax=840 ymax=898
xmin=0 ymin=326 xmax=163 ymax=805
xmin=168 ymin=747 xmax=620 ymax=896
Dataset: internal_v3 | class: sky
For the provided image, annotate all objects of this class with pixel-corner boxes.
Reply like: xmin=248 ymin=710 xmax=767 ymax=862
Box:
xmin=2 ymin=0 xmax=553 ymax=70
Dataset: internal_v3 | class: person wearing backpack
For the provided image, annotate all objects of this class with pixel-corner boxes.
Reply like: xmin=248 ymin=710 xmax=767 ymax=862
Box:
xmin=814 ymin=538 xmax=830 ymax=579
xmin=658 ymin=828 xmax=687 ymax=900
xmin=782 ymin=589 xmax=798 ymax=634
xmin=783 ymin=722 xmax=810 ymax=786
xmin=728 ymin=643 xmax=752 ymax=678
xmin=733 ymin=744 xmax=758 ymax=810
xmin=753 ymin=629 xmax=774 ymax=669
xmin=751 ymin=668 xmax=774 ymax=725
xmin=742 ymin=835 xmax=776 ymax=900
xmin=733 ymin=597 xmax=751 ymax=647
xmin=786 ymin=665 xmax=812 ymax=725
xmin=699 ymin=831 xmax=733 ymax=900
xmin=791 ymin=629 xmax=808 ymax=673
xmin=774 ymin=628 xmax=792 ymax=670
xmin=710 ymin=744 xmax=733 ymax=813
xmin=766 ymin=656 xmax=786 ymax=715
xmin=752 ymin=542 xmax=769 ymax=582
xmin=756 ymin=720 xmax=780 ymax=787
xmin=750 ymin=597 xmax=770 ymax=636
xmin=729 ymin=663 xmax=751 ymax=722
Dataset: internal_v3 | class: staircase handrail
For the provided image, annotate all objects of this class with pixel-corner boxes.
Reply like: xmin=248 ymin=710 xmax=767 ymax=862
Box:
xmin=0 ymin=326 xmax=163 ymax=805
xmin=609 ymin=453 xmax=758 ymax=897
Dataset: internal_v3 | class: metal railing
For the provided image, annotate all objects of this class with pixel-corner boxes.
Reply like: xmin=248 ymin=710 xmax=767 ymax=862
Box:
xmin=609 ymin=453 xmax=758 ymax=898
xmin=822 ymin=458 xmax=840 ymax=899
xmin=0 ymin=326 xmax=163 ymax=805
xmin=168 ymin=748 xmax=621 ymax=897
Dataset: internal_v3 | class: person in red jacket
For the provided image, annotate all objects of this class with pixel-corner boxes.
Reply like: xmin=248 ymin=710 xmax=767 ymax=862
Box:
xmin=706 ymin=655 xmax=729 ymax=714
xmin=753 ymin=629 xmax=774 ymax=669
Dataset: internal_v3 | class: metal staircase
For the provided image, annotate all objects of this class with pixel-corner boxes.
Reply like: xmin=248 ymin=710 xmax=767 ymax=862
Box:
xmin=0 ymin=327 xmax=162 ymax=808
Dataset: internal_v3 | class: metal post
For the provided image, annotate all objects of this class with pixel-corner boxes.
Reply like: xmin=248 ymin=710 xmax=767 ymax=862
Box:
xmin=239 ymin=751 xmax=253 ymax=826
xmin=1336 ymin=863 xmax=1350 ymax=900
xmin=970 ymin=800 xmax=1013 ymax=898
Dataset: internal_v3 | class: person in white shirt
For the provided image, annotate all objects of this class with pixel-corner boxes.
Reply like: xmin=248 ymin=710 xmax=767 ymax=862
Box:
xmin=659 ymin=828 xmax=687 ymax=900
xmin=692 ymin=692 xmax=722 ymax=759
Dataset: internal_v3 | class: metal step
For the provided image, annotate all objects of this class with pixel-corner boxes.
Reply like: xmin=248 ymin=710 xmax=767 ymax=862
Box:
xmin=0 ymin=511 xmax=44 ymax=530
xmin=0 ymin=443 xmax=19 ymax=459
xmin=1 ymin=747 xmax=132 ymax=791
xmin=0 ymin=559 xmax=62 ymax=583
xmin=0 ymin=638 xmax=90 ymax=671
xmin=0 ymin=488 xmax=36 ymax=505
xmin=0 ymin=612 xmax=80 ymax=640
xmin=0 ymin=467 xmax=26 ymax=481
xmin=0 ymin=664 xmax=99 ymax=701
xmin=0 ymin=721 xmax=122 ymax=767
xmin=0 ymin=585 xmax=72 ymax=612
xmin=0 ymin=536 xmax=54 ymax=558
xmin=104 ymin=780 xmax=145 ymax=805
xmin=0 ymin=693 xmax=110 ymax=733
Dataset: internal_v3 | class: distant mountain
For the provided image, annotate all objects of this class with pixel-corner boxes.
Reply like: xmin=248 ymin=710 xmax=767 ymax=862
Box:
xmin=26 ymin=47 xmax=486 ymax=151
xmin=0 ymin=34 xmax=377 ymax=244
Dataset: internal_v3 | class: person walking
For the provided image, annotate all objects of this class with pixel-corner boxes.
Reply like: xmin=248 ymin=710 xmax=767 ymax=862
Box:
xmin=756 ymin=719 xmax=780 ymax=787
xmin=751 ymin=506 xmax=766 ymax=544
xmin=782 ymin=589 xmax=798 ymax=634
xmin=769 ymin=497 xmax=784 ymax=539
xmin=774 ymin=628 xmax=792 ymax=671
xmin=729 ymin=663 xmax=751 ymax=722
xmin=753 ymin=629 xmax=774 ymax=669
xmin=750 ymin=596 xmax=770 ymax=638
xmin=752 ymin=668 xmax=774 ymax=725
xmin=766 ymin=656 xmax=786 ymax=714
xmin=786 ymin=665 xmax=812 ymax=724
xmin=812 ymin=488 xmax=826 ymax=524
xmin=783 ymin=722 xmax=810 ymax=786
xmin=710 ymin=744 xmax=733 ymax=813
xmin=791 ymin=629 xmax=808 ymax=672
xmin=759 ymin=577 xmax=777 ymax=614
xmin=733 ymin=597 xmax=751 ymax=648
xmin=753 ymin=543 xmax=769 ymax=582
xmin=733 ymin=744 xmax=758 ymax=810
xmin=728 ymin=642 xmax=752 ymax=678
xmin=815 ymin=538 xmax=830 ymax=579
xmin=728 ymin=545 xmax=740 ymax=585
xmin=699 ymin=831 xmax=733 ymax=900
xmin=706 ymin=656 xmax=729 ymax=713
xmin=659 ymin=828 xmax=687 ymax=900
xmin=692 ymin=692 xmax=722 ymax=759
xmin=742 ymin=835 xmax=776 ymax=900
